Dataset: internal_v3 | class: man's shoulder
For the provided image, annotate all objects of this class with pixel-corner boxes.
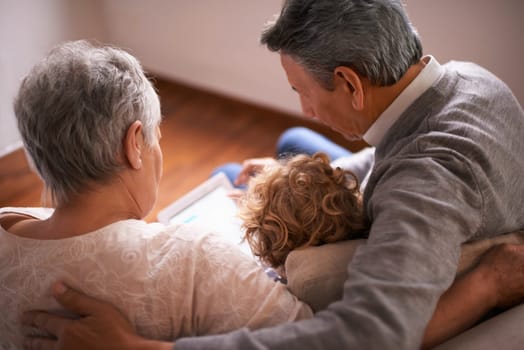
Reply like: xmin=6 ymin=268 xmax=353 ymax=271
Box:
xmin=441 ymin=60 xmax=509 ymax=89
xmin=442 ymin=60 xmax=488 ymax=74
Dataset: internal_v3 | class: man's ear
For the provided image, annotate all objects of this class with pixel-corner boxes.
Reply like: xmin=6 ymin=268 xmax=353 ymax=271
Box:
xmin=334 ymin=66 xmax=365 ymax=111
xmin=123 ymin=120 xmax=144 ymax=170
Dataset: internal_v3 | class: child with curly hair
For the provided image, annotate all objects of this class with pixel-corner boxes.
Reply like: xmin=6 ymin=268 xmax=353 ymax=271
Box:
xmin=238 ymin=152 xmax=369 ymax=272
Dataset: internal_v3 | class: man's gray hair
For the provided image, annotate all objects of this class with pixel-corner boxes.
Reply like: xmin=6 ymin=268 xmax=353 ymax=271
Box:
xmin=14 ymin=40 xmax=161 ymax=205
xmin=261 ymin=0 xmax=423 ymax=88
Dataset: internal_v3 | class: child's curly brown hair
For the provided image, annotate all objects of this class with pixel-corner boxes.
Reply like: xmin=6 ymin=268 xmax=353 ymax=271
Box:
xmin=238 ymin=152 xmax=368 ymax=268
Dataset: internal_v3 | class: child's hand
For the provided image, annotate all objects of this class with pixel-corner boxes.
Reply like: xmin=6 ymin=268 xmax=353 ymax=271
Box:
xmin=227 ymin=189 xmax=246 ymax=205
xmin=235 ymin=157 xmax=278 ymax=186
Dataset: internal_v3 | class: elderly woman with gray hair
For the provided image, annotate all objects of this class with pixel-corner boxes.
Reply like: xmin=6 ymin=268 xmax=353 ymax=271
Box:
xmin=0 ymin=40 xmax=313 ymax=349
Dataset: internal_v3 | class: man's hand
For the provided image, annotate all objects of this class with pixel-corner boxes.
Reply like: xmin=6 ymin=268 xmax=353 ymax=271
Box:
xmin=22 ymin=282 xmax=173 ymax=350
xmin=422 ymin=242 xmax=524 ymax=349
xmin=476 ymin=243 xmax=524 ymax=309
xmin=235 ymin=157 xmax=277 ymax=186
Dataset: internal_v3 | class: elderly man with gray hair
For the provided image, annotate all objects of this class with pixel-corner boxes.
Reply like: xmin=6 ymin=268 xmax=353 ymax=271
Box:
xmin=18 ymin=0 xmax=524 ymax=349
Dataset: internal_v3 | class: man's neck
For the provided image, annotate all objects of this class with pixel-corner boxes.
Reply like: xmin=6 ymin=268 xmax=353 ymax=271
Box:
xmin=367 ymin=60 xmax=427 ymax=124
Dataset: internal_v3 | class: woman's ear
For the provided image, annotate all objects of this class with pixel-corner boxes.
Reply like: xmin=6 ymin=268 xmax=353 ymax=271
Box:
xmin=334 ymin=66 xmax=365 ymax=111
xmin=123 ymin=120 xmax=144 ymax=170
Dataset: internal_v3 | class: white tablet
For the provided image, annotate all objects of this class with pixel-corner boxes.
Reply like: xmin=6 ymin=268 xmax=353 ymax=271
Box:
xmin=157 ymin=172 xmax=252 ymax=256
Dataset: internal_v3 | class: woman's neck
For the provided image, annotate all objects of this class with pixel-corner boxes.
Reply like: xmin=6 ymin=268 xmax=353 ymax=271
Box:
xmin=7 ymin=179 xmax=144 ymax=240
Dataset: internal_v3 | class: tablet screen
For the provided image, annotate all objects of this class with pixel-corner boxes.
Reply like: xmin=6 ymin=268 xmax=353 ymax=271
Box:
xmin=167 ymin=185 xmax=240 ymax=230
xmin=157 ymin=173 xmax=252 ymax=256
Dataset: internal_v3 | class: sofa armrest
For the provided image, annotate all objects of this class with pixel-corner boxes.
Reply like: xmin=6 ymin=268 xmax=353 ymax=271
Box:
xmin=433 ymin=302 xmax=524 ymax=350
xmin=285 ymin=231 xmax=524 ymax=312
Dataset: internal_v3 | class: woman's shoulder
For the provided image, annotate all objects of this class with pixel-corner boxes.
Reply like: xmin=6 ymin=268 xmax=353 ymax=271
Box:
xmin=0 ymin=207 xmax=52 ymax=231
xmin=140 ymin=222 xmax=239 ymax=258
xmin=141 ymin=223 xmax=258 ymax=277
xmin=102 ymin=221 xmax=233 ymax=261
xmin=0 ymin=212 xmax=32 ymax=231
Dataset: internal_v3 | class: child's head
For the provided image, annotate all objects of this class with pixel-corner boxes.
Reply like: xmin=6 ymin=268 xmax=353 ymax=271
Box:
xmin=239 ymin=152 xmax=368 ymax=268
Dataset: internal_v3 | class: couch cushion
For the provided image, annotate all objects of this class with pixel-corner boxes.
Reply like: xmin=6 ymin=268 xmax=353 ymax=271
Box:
xmin=285 ymin=231 xmax=524 ymax=312
xmin=434 ymin=303 xmax=524 ymax=350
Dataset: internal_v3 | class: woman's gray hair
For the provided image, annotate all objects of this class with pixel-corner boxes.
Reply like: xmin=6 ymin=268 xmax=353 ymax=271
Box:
xmin=261 ymin=0 xmax=423 ymax=88
xmin=14 ymin=40 xmax=161 ymax=205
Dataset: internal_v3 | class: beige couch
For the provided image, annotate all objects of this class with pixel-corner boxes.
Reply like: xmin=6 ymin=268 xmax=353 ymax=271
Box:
xmin=285 ymin=231 xmax=524 ymax=348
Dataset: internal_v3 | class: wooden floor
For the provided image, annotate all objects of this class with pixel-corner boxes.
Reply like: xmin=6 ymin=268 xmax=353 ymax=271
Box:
xmin=0 ymin=78 xmax=364 ymax=222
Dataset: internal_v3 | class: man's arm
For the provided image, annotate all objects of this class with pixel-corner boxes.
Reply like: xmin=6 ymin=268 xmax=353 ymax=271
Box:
xmin=23 ymin=243 xmax=524 ymax=350
xmin=422 ymin=243 xmax=524 ymax=349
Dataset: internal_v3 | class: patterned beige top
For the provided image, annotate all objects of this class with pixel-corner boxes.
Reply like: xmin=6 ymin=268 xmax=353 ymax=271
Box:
xmin=0 ymin=207 xmax=312 ymax=349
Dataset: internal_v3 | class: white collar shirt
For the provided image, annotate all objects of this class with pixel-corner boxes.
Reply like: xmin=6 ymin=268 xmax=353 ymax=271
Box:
xmin=363 ymin=56 xmax=444 ymax=146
